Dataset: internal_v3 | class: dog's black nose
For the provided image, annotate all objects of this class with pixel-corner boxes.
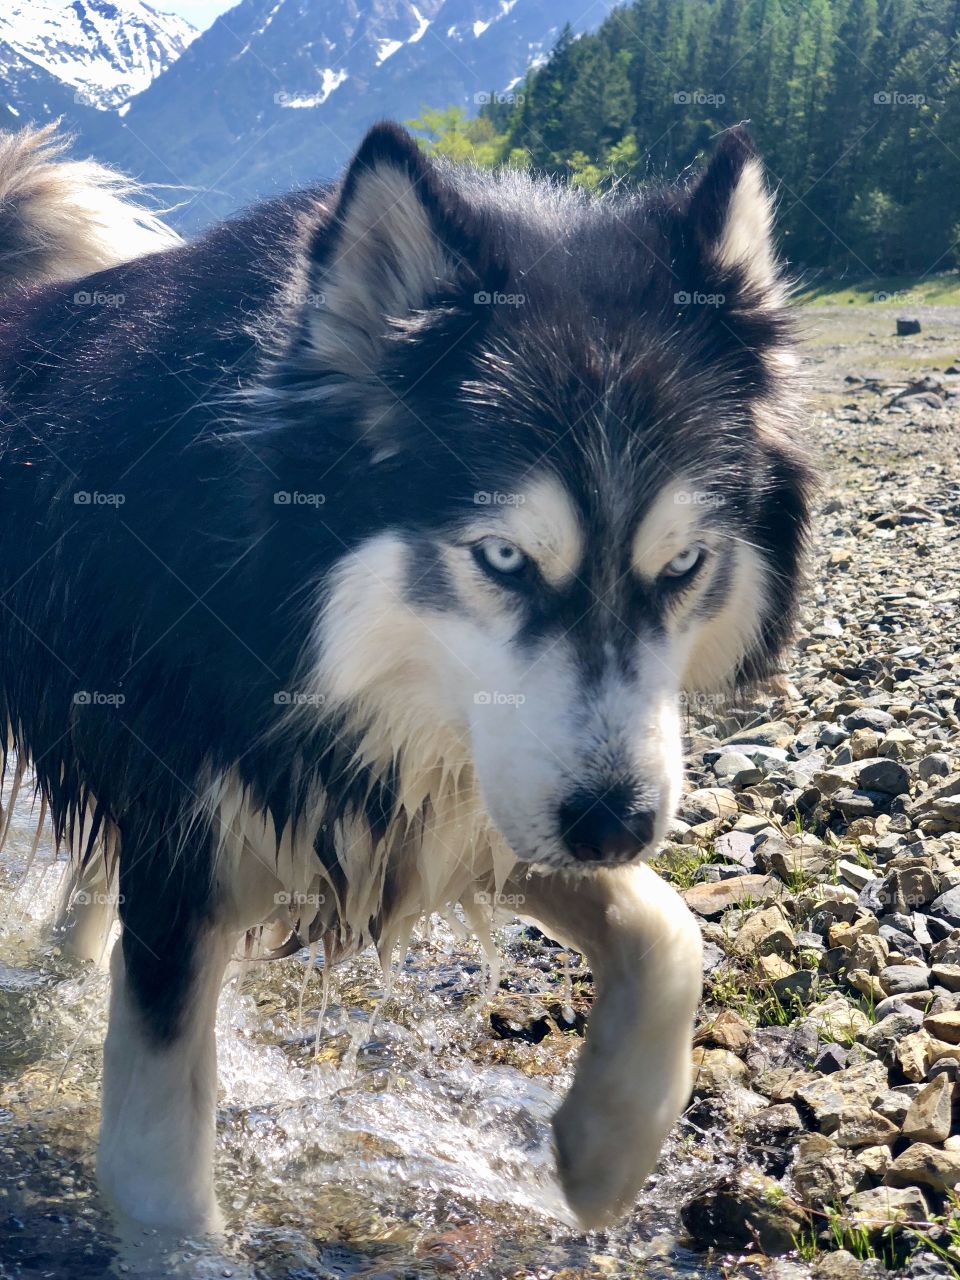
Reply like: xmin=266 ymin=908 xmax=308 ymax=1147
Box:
xmin=558 ymin=796 xmax=655 ymax=864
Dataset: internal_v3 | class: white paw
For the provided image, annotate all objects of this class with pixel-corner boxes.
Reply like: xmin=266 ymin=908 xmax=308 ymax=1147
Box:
xmin=552 ymin=1074 xmax=672 ymax=1229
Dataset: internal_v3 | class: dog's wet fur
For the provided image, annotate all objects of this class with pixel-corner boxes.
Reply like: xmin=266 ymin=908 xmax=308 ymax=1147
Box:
xmin=0 ymin=121 xmax=811 ymax=1231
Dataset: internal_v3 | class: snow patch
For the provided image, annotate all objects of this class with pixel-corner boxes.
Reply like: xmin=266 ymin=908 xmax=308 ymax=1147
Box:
xmin=408 ymin=6 xmax=430 ymax=43
xmin=376 ymin=37 xmax=403 ymax=64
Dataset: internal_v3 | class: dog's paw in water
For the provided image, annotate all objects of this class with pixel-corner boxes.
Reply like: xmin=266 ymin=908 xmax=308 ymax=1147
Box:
xmin=509 ymin=864 xmax=703 ymax=1228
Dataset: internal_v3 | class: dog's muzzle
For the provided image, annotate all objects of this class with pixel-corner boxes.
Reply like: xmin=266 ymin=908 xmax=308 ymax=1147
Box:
xmin=558 ymin=791 xmax=656 ymax=865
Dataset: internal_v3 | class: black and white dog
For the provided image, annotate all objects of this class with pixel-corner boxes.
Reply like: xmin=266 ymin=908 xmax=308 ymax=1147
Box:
xmin=0 ymin=121 xmax=810 ymax=1233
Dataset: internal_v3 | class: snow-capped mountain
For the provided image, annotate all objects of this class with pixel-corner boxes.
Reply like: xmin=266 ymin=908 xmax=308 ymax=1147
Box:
xmin=0 ymin=0 xmax=196 ymax=111
xmin=0 ymin=0 xmax=618 ymax=230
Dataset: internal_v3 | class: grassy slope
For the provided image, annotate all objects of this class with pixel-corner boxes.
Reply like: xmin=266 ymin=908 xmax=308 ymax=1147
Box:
xmin=798 ymin=270 xmax=960 ymax=306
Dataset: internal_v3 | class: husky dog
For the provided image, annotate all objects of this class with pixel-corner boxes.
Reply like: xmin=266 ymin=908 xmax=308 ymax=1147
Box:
xmin=0 ymin=120 xmax=809 ymax=1234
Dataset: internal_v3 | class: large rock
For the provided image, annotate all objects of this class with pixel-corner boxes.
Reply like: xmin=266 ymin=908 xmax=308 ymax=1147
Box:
xmin=847 ymin=1184 xmax=929 ymax=1226
xmin=691 ymin=1047 xmax=750 ymax=1095
xmin=902 ymin=1075 xmax=953 ymax=1144
xmin=885 ymin=1143 xmax=960 ymax=1193
xmin=683 ymin=873 xmax=784 ymax=919
xmin=681 ymin=1166 xmax=808 ymax=1252
xmin=879 ymin=964 xmax=932 ymax=996
xmin=923 ymin=1011 xmax=960 ymax=1044
xmin=678 ymin=787 xmax=739 ymax=825
xmin=790 ymin=1133 xmax=858 ymax=1210
xmin=734 ymin=904 xmax=796 ymax=959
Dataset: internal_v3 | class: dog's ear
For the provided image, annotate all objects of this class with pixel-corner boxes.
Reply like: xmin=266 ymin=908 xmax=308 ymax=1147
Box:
xmin=687 ymin=127 xmax=779 ymax=296
xmin=301 ymin=122 xmax=486 ymax=378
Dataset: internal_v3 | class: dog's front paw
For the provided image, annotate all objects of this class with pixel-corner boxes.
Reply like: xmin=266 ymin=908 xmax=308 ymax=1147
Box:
xmin=552 ymin=1078 xmax=668 ymax=1229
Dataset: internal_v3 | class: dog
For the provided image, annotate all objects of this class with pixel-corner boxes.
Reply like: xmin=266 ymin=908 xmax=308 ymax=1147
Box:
xmin=0 ymin=119 xmax=810 ymax=1234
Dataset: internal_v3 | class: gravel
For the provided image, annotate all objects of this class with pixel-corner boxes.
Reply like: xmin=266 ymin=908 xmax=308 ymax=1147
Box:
xmin=659 ymin=332 xmax=960 ymax=1276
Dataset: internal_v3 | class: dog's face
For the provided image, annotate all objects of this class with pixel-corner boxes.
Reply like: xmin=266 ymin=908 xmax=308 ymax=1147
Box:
xmin=268 ymin=125 xmax=810 ymax=872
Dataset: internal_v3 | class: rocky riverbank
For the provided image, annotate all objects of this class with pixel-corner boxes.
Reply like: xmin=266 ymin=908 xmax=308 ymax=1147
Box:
xmin=642 ymin=307 xmax=960 ymax=1277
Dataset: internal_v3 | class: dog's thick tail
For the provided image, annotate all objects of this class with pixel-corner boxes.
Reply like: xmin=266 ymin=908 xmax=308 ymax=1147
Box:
xmin=0 ymin=123 xmax=181 ymax=294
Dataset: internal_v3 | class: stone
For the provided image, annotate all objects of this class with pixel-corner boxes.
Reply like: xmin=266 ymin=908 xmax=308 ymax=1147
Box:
xmin=931 ymin=964 xmax=960 ymax=992
xmin=838 ymin=859 xmax=875 ymax=891
xmin=850 ymin=728 xmax=880 ymax=760
xmin=814 ymin=1044 xmax=849 ymax=1074
xmin=883 ymin=865 xmax=939 ymax=913
xmin=803 ymin=994 xmax=872 ymax=1042
xmin=848 ymin=1184 xmax=929 ymax=1226
xmin=680 ymin=1166 xmax=808 ymax=1252
xmin=713 ymin=830 xmax=757 ymax=868
xmin=734 ymin=905 xmax=796 ymax=958
xmin=896 ymin=317 xmax=922 ymax=335
xmin=766 ymin=841 xmax=831 ymax=881
xmin=929 ymin=886 xmax=960 ymax=926
xmin=759 ymin=953 xmax=797 ymax=981
xmin=713 ymin=751 xmax=764 ymax=787
xmin=694 ymin=1009 xmax=752 ymax=1055
xmin=834 ymin=789 xmax=888 ymax=819
xmin=879 ymin=964 xmax=932 ymax=996
xmin=854 ymin=1144 xmax=892 ymax=1183
xmin=833 ymin=1107 xmax=900 ymax=1149
xmin=902 ymin=1075 xmax=954 ymax=1144
xmin=858 ymin=759 xmax=911 ymax=795
xmin=844 ymin=708 xmax=896 ymax=734
xmin=923 ymin=1010 xmax=960 ymax=1044
xmin=829 ymin=915 xmax=879 ymax=949
xmin=724 ymin=721 xmax=795 ymax=749
xmin=871 ymin=1090 xmax=913 ymax=1127
xmin=885 ymin=1143 xmax=960 ymax=1194
xmin=864 ymin=1010 xmax=925 ymax=1059
xmin=691 ymin=1047 xmax=750 ymax=1095
xmin=898 ymin=1031 xmax=938 ymax=1083
xmin=743 ymin=1103 xmax=804 ymax=1144
xmin=790 ymin=1133 xmax=857 ymax=1209
xmin=678 ymin=787 xmax=739 ymax=825
xmin=683 ymin=874 xmax=784 ymax=918
xmin=919 ymin=753 xmax=952 ymax=781
xmin=794 ymin=1062 xmax=889 ymax=1133
xmin=848 ymin=933 xmax=889 ymax=974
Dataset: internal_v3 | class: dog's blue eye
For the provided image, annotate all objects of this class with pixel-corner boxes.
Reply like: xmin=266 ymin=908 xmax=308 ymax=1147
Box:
xmin=662 ymin=544 xmax=704 ymax=579
xmin=476 ymin=538 xmax=527 ymax=576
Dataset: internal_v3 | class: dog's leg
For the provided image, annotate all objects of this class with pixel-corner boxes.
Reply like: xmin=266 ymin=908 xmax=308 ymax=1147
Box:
xmin=506 ymin=862 xmax=702 ymax=1228
xmin=55 ymin=858 xmax=117 ymax=965
xmin=97 ymin=923 xmax=234 ymax=1232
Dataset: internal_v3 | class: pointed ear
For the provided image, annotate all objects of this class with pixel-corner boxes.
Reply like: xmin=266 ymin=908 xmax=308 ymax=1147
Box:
xmin=687 ymin=127 xmax=779 ymax=296
xmin=302 ymin=122 xmax=487 ymax=378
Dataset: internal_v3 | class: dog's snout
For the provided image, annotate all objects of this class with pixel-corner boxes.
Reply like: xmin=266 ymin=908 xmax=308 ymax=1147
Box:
xmin=558 ymin=794 xmax=655 ymax=864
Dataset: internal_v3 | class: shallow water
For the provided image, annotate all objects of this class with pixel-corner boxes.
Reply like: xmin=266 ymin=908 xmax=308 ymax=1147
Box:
xmin=0 ymin=775 xmax=725 ymax=1279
